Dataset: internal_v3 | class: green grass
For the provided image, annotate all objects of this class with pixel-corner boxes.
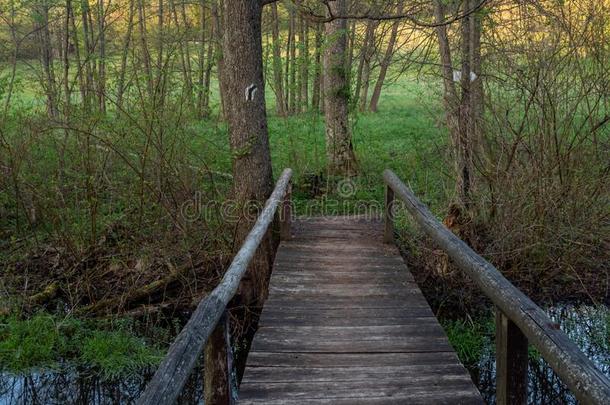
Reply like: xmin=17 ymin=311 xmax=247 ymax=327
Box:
xmin=442 ymin=317 xmax=495 ymax=367
xmin=1 ymin=63 xmax=452 ymax=373
xmin=0 ymin=314 xmax=163 ymax=378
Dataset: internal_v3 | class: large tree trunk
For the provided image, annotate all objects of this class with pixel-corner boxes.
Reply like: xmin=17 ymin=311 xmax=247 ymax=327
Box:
xmin=369 ymin=2 xmax=403 ymax=112
xmin=323 ymin=0 xmax=358 ymax=176
xmin=217 ymin=0 xmax=275 ymax=385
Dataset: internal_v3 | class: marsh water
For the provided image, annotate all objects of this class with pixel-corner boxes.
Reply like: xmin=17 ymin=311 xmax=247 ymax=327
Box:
xmin=1 ymin=304 xmax=608 ymax=404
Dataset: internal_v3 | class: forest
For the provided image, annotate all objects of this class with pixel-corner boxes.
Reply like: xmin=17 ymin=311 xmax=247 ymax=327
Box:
xmin=0 ymin=0 xmax=609 ymax=403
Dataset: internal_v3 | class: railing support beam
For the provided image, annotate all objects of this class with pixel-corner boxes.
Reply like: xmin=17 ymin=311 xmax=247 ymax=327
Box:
xmin=496 ymin=309 xmax=528 ymax=405
xmin=204 ymin=311 xmax=233 ymax=405
xmin=280 ymin=182 xmax=292 ymax=240
xmin=384 ymin=185 xmax=394 ymax=243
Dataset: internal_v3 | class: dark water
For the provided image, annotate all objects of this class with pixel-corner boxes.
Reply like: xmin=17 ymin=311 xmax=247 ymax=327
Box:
xmin=0 ymin=305 xmax=608 ymax=404
xmin=0 ymin=367 xmax=203 ymax=405
xmin=472 ymin=304 xmax=610 ymax=404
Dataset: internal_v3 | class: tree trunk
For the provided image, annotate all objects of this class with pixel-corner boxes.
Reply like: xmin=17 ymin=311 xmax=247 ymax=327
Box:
xmin=299 ymin=16 xmax=309 ymax=112
xmin=37 ymin=0 xmax=58 ymax=117
xmin=323 ymin=0 xmax=358 ymax=176
xmin=354 ymin=20 xmax=376 ymax=110
xmin=287 ymin=8 xmax=296 ymax=114
xmin=312 ymin=22 xmax=323 ymax=112
xmin=271 ymin=3 xmax=286 ymax=116
xmin=218 ymin=0 xmax=275 ymax=374
xmin=369 ymin=2 xmax=403 ymax=112
xmin=458 ymin=0 xmax=473 ymax=208
xmin=117 ymin=0 xmax=135 ymax=109
xmin=97 ymin=0 xmax=106 ymax=111
xmin=137 ymin=0 xmax=154 ymax=98
xmin=359 ymin=21 xmax=378 ymax=112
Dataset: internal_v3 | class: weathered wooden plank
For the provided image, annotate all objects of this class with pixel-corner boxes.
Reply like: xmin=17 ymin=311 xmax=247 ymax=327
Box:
xmin=246 ymin=352 xmax=461 ymax=368
xmin=496 ymin=309 xmax=528 ymax=405
xmin=239 ymin=377 xmax=480 ymax=401
xmin=239 ymin=215 xmax=481 ymax=404
xmin=243 ymin=364 xmax=472 ymax=383
xmin=250 ymin=336 xmax=453 ymax=353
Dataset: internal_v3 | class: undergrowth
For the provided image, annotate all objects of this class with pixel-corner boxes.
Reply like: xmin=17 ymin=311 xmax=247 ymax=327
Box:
xmin=0 ymin=313 xmax=164 ymax=378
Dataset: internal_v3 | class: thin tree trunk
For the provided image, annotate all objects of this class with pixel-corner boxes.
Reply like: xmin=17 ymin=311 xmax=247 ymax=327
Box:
xmin=370 ymin=2 xmax=403 ymax=112
xmin=470 ymin=4 xmax=483 ymax=144
xmin=63 ymin=0 xmax=72 ymax=108
xmin=359 ymin=21 xmax=378 ymax=112
xmin=80 ymin=0 xmax=94 ymax=109
xmin=288 ymin=8 xmax=296 ymax=114
xmin=211 ymin=0 xmax=224 ymax=118
xmin=354 ymin=20 xmax=375 ymax=109
xmin=324 ymin=0 xmax=358 ymax=176
xmin=137 ymin=0 xmax=154 ymax=98
xmin=170 ymin=0 xmax=193 ymax=107
xmin=117 ymin=0 xmax=135 ymax=109
xmin=300 ymin=16 xmax=309 ymax=112
xmin=37 ymin=0 xmax=58 ymax=117
xmin=312 ymin=22 xmax=323 ymax=112
xmin=271 ymin=3 xmax=286 ymax=116
xmin=458 ymin=0 xmax=473 ymax=207
xmin=197 ymin=0 xmax=207 ymax=115
xmin=97 ymin=0 xmax=106 ymax=111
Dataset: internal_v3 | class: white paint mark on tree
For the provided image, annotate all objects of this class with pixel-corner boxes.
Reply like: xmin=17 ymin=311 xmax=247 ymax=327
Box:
xmin=245 ymin=84 xmax=258 ymax=101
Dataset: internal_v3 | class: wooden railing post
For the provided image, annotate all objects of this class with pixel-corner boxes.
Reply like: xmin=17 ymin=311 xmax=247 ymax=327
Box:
xmin=496 ymin=308 xmax=528 ymax=405
xmin=280 ymin=182 xmax=292 ymax=241
xmin=384 ymin=185 xmax=394 ymax=243
xmin=204 ymin=311 xmax=234 ymax=405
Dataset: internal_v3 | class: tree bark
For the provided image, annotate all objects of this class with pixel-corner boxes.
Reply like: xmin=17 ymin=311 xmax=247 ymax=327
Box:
xmin=458 ymin=0 xmax=474 ymax=208
xmin=271 ymin=3 xmax=286 ymax=116
xmin=97 ymin=0 xmax=106 ymax=111
xmin=299 ymin=15 xmax=309 ymax=112
xmin=288 ymin=7 xmax=296 ymax=114
xmin=358 ymin=21 xmax=378 ymax=112
xmin=369 ymin=2 xmax=403 ymax=112
xmin=219 ymin=0 xmax=276 ymax=379
xmin=219 ymin=0 xmax=275 ymax=325
xmin=323 ymin=0 xmax=358 ymax=176
xmin=354 ymin=20 xmax=377 ymax=110
xmin=117 ymin=0 xmax=135 ymax=109
xmin=312 ymin=22 xmax=323 ymax=112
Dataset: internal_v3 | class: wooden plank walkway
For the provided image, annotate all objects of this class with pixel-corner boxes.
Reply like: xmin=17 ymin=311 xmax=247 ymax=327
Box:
xmin=239 ymin=216 xmax=483 ymax=404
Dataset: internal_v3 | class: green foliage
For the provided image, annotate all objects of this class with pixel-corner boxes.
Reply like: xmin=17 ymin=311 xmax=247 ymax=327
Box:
xmin=0 ymin=313 xmax=163 ymax=378
xmin=0 ymin=314 xmax=65 ymax=372
xmin=442 ymin=317 xmax=494 ymax=367
xmin=81 ymin=330 xmax=163 ymax=379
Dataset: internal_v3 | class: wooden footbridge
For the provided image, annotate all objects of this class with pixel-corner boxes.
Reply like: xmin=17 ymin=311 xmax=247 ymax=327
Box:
xmin=137 ymin=169 xmax=610 ymax=405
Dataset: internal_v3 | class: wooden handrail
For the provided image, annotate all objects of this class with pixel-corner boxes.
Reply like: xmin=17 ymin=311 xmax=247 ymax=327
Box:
xmin=383 ymin=169 xmax=610 ymax=405
xmin=137 ymin=168 xmax=293 ymax=405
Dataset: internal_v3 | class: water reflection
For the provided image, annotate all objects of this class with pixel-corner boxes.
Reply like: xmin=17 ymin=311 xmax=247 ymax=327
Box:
xmin=0 ymin=305 xmax=607 ymax=404
xmin=473 ymin=305 xmax=609 ymax=404
xmin=0 ymin=367 xmax=203 ymax=405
